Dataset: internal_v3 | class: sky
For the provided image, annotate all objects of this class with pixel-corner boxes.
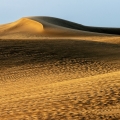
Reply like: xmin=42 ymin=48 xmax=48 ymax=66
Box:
xmin=0 ymin=0 xmax=120 ymax=27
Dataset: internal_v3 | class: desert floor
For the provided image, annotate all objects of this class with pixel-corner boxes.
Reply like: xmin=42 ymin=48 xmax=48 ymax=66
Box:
xmin=0 ymin=38 xmax=120 ymax=120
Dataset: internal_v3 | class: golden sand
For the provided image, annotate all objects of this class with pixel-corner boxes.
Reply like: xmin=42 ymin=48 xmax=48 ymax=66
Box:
xmin=0 ymin=17 xmax=120 ymax=119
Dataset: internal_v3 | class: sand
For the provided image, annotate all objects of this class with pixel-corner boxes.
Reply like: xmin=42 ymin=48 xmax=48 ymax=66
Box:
xmin=0 ymin=16 xmax=120 ymax=120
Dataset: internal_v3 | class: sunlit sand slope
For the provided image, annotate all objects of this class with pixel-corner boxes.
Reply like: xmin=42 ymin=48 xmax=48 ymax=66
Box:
xmin=0 ymin=71 xmax=120 ymax=120
xmin=0 ymin=18 xmax=43 ymax=37
xmin=0 ymin=38 xmax=120 ymax=119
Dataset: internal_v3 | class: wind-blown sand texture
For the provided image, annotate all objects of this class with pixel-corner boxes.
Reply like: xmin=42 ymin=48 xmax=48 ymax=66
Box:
xmin=0 ymin=16 xmax=120 ymax=120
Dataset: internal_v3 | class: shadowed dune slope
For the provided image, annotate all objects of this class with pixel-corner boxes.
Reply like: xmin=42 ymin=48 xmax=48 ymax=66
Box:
xmin=1 ymin=16 xmax=120 ymax=39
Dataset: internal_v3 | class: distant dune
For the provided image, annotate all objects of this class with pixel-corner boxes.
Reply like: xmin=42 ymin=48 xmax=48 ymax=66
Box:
xmin=0 ymin=16 xmax=120 ymax=119
xmin=0 ymin=16 xmax=120 ymax=39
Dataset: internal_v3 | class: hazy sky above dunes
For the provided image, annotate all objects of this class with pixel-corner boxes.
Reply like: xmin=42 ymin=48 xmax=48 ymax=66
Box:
xmin=0 ymin=0 xmax=120 ymax=27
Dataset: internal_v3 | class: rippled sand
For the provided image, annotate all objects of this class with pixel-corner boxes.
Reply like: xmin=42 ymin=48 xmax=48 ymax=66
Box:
xmin=0 ymin=38 xmax=119 ymax=120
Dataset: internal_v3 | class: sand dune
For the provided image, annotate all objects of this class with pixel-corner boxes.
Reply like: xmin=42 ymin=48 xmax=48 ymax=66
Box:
xmin=0 ymin=16 xmax=120 ymax=119
xmin=1 ymin=16 xmax=120 ymax=39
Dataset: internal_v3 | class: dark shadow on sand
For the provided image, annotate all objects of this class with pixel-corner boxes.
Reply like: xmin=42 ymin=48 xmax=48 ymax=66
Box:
xmin=0 ymin=39 xmax=120 ymax=68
